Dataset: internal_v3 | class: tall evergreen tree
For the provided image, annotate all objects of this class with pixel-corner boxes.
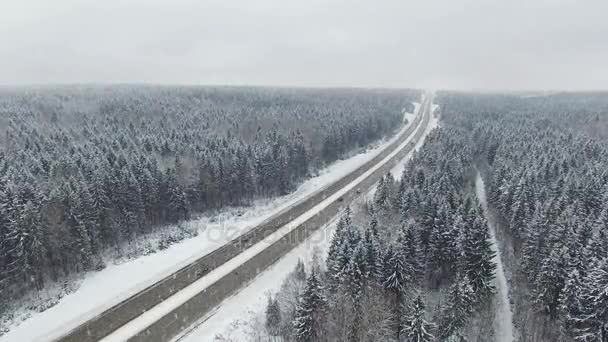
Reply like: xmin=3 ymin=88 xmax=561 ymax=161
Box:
xmin=462 ymin=217 xmax=496 ymax=297
xmin=574 ymin=259 xmax=608 ymax=342
xmin=535 ymin=246 xmax=568 ymax=318
xmin=401 ymin=295 xmax=436 ymax=342
xmin=439 ymin=275 xmax=475 ymax=339
xmin=363 ymin=226 xmax=381 ymax=282
xmin=266 ymin=295 xmax=282 ymax=338
xmin=293 ymin=270 xmax=328 ymax=342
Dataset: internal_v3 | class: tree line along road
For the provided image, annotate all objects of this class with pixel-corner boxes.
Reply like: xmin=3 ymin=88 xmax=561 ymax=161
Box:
xmin=53 ymin=93 xmax=433 ymax=342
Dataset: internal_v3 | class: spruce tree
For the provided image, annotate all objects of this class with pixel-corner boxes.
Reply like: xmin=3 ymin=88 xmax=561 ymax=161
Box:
xmin=326 ymin=208 xmax=352 ymax=290
xmin=363 ymin=226 xmax=381 ymax=282
xmin=521 ymin=205 xmax=549 ymax=281
xmin=439 ymin=275 xmax=475 ymax=339
xmin=346 ymin=242 xmax=369 ymax=299
xmin=463 ymin=217 xmax=496 ymax=297
xmin=293 ymin=270 xmax=327 ymax=342
xmin=559 ymin=269 xmax=584 ymax=335
xmin=401 ymin=295 xmax=436 ymax=342
xmin=397 ymin=224 xmax=422 ymax=283
xmin=574 ymin=259 xmax=608 ymax=342
xmin=535 ymin=246 xmax=567 ymax=318
xmin=383 ymin=243 xmax=412 ymax=294
xmin=374 ymin=175 xmax=388 ymax=207
xmin=382 ymin=242 xmax=414 ymax=335
xmin=266 ymin=296 xmax=282 ymax=338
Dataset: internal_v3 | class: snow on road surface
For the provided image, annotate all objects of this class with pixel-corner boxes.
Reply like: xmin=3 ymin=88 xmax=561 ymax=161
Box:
xmin=177 ymin=98 xmax=435 ymax=342
xmin=1 ymin=100 xmax=422 ymax=342
xmin=475 ymin=173 xmax=515 ymax=342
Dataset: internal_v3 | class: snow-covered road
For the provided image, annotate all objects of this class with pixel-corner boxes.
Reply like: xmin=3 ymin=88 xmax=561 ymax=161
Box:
xmin=475 ymin=173 xmax=515 ymax=342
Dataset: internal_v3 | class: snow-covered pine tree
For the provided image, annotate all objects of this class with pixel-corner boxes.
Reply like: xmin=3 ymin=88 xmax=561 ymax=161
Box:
xmin=369 ymin=209 xmax=380 ymax=239
xmin=401 ymin=295 xmax=436 ymax=342
xmin=521 ymin=204 xmax=549 ymax=281
xmin=397 ymin=223 xmax=423 ymax=283
xmin=382 ymin=243 xmax=413 ymax=294
xmin=395 ymin=177 xmax=408 ymax=212
xmin=329 ymin=239 xmax=351 ymax=289
xmin=265 ymin=295 xmax=282 ymax=338
xmin=293 ymin=270 xmax=328 ymax=342
xmin=585 ymin=229 xmax=608 ymax=265
xmin=342 ymin=206 xmax=352 ymax=226
xmin=427 ymin=203 xmax=459 ymax=286
xmin=573 ymin=259 xmax=608 ymax=342
xmin=374 ymin=175 xmax=388 ymax=207
xmin=0 ymin=188 xmax=11 ymax=291
xmin=438 ymin=274 xmax=475 ymax=339
xmin=15 ymin=193 xmax=47 ymax=289
xmin=345 ymin=242 xmax=369 ymax=299
xmin=363 ymin=226 xmax=381 ymax=282
xmin=535 ymin=246 xmax=568 ymax=319
xmin=588 ymin=209 xmax=608 ymax=261
xmin=559 ymin=269 xmax=584 ymax=336
xmin=165 ymin=167 xmax=190 ymax=223
xmin=382 ymin=241 xmax=415 ymax=336
xmin=76 ymin=178 xmax=102 ymax=257
xmin=325 ymin=209 xmax=352 ymax=292
xmin=462 ymin=217 xmax=496 ymax=298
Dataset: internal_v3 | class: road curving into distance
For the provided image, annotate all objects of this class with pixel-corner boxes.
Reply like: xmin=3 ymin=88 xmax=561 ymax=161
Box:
xmin=53 ymin=92 xmax=433 ymax=342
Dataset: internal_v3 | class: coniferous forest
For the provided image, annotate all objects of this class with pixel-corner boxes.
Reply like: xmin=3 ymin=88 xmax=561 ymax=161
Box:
xmin=258 ymin=121 xmax=500 ymax=342
xmin=254 ymin=92 xmax=608 ymax=342
xmin=0 ymin=86 xmax=417 ymax=316
xmin=2 ymin=87 xmax=608 ymax=342
xmin=440 ymin=93 xmax=608 ymax=342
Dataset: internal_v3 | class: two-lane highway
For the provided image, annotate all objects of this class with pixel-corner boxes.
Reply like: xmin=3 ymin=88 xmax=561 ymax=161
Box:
xmin=52 ymin=92 xmax=433 ymax=342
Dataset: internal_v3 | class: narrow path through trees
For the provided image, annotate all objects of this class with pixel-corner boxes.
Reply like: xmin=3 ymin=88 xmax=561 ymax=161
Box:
xmin=475 ymin=172 xmax=515 ymax=342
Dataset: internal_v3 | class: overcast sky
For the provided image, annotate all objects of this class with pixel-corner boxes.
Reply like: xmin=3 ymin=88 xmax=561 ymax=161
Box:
xmin=2 ymin=0 xmax=607 ymax=90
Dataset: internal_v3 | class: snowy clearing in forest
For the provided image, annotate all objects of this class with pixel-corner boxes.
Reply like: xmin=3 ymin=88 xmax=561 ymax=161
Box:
xmin=175 ymin=100 xmax=435 ymax=342
xmin=0 ymin=102 xmax=422 ymax=342
xmin=475 ymin=173 xmax=515 ymax=342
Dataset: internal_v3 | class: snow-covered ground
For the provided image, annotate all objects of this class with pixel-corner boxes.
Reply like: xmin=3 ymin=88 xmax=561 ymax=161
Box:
xmin=475 ymin=173 xmax=515 ymax=342
xmin=0 ymin=101 xmax=423 ymax=342
xmin=177 ymin=98 xmax=436 ymax=342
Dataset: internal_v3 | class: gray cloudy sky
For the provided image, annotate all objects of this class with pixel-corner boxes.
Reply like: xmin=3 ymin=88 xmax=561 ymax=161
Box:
xmin=2 ymin=0 xmax=607 ymax=90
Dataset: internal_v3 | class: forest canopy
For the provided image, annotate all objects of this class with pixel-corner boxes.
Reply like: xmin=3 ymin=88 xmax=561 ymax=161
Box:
xmin=0 ymin=85 xmax=417 ymax=312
